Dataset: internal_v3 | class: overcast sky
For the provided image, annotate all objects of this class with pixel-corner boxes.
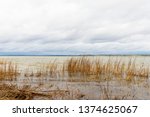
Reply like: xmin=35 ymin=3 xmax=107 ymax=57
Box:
xmin=0 ymin=0 xmax=150 ymax=55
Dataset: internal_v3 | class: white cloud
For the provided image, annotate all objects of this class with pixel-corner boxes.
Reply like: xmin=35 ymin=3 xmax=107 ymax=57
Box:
xmin=0 ymin=0 xmax=150 ymax=55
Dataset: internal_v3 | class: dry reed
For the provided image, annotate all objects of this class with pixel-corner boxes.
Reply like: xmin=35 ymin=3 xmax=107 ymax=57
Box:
xmin=65 ymin=57 xmax=149 ymax=81
xmin=1 ymin=57 xmax=149 ymax=81
xmin=24 ymin=61 xmax=59 ymax=78
xmin=0 ymin=60 xmax=19 ymax=80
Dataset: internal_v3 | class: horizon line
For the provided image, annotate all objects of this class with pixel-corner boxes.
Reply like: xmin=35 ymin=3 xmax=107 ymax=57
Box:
xmin=0 ymin=54 xmax=150 ymax=56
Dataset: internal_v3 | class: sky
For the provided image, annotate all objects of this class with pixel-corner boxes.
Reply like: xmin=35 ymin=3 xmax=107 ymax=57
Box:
xmin=0 ymin=0 xmax=150 ymax=55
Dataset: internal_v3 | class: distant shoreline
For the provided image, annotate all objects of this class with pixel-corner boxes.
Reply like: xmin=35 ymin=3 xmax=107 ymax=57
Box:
xmin=0 ymin=54 xmax=150 ymax=56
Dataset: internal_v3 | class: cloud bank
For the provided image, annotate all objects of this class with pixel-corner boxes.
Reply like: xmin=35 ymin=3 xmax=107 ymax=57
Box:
xmin=0 ymin=0 xmax=150 ymax=55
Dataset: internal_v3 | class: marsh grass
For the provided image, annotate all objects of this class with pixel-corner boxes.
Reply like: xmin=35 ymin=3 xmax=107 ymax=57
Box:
xmin=65 ymin=57 xmax=149 ymax=81
xmin=0 ymin=60 xmax=19 ymax=80
xmin=24 ymin=60 xmax=59 ymax=78
xmin=0 ymin=57 xmax=149 ymax=81
xmin=0 ymin=57 xmax=149 ymax=100
xmin=46 ymin=60 xmax=59 ymax=78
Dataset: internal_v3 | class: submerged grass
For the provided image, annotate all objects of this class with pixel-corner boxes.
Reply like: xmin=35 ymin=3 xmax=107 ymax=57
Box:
xmin=24 ymin=60 xmax=59 ymax=78
xmin=99 ymin=82 xmax=136 ymax=100
xmin=0 ymin=56 xmax=149 ymax=81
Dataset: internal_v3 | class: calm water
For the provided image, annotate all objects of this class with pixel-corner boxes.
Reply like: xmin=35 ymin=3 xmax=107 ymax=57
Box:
xmin=0 ymin=56 xmax=150 ymax=99
xmin=1 ymin=55 xmax=150 ymax=69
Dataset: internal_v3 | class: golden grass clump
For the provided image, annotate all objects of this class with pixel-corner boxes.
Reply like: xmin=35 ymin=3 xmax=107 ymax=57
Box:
xmin=66 ymin=57 xmax=92 ymax=77
xmin=65 ymin=57 xmax=149 ymax=81
xmin=92 ymin=59 xmax=103 ymax=77
xmin=0 ymin=60 xmax=19 ymax=80
xmin=46 ymin=60 xmax=58 ymax=78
